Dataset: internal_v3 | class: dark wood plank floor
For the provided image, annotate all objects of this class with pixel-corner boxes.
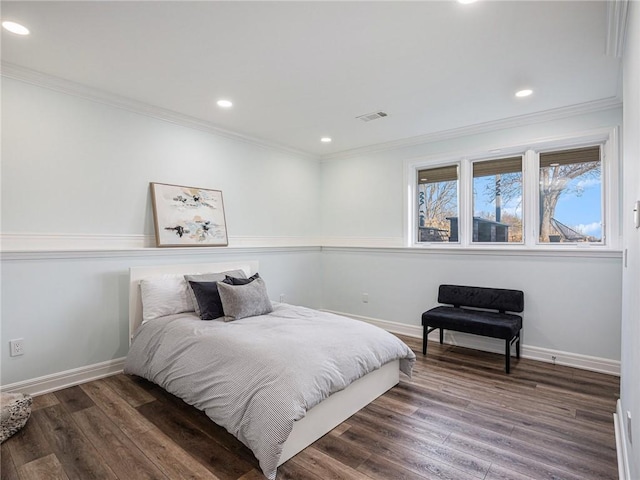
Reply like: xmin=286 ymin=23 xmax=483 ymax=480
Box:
xmin=2 ymin=335 xmax=620 ymax=480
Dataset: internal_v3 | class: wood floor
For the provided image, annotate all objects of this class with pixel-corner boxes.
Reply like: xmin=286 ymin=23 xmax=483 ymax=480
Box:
xmin=2 ymin=335 xmax=620 ymax=480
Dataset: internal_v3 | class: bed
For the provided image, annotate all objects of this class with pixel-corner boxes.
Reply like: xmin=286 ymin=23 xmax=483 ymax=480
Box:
xmin=124 ymin=262 xmax=415 ymax=479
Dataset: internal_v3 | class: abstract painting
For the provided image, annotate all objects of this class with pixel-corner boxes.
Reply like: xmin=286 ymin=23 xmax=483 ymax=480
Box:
xmin=150 ymin=182 xmax=228 ymax=247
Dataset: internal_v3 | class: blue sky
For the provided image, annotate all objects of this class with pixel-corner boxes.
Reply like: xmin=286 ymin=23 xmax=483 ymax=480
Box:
xmin=553 ymin=177 xmax=602 ymax=237
xmin=474 ymin=174 xmax=602 ymax=239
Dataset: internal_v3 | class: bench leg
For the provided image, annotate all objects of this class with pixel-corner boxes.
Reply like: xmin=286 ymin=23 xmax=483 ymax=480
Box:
xmin=505 ymin=339 xmax=511 ymax=374
xmin=423 ymin=326 xmax=441 ymax=355
xmin=422 ymin=326 xmax=428 ymax=355
xmin=516 ymin=331 xmax=521 ymax=359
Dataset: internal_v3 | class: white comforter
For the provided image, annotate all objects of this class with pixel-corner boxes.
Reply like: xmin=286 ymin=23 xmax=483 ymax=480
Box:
xmin=124 ymin=303 xmax=415 ymax=479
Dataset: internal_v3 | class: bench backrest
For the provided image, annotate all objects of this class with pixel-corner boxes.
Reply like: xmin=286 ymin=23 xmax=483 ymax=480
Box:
xmin=438 ymin=284 xmax=524 ymax=313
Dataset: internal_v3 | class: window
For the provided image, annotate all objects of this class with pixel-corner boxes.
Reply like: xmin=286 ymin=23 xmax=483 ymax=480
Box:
xmin=416 ymin=165 xmax=458 ymax=242
xmin=407 ymin=129 xmax=616 ymax=249
xmin=472 ymin=157 xmax=523 ymax=243
xmin=538 ymin=146 xmax=602 ymax=243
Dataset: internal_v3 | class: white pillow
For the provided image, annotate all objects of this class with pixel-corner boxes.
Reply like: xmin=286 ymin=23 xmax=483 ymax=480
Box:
xmin=140 ymin=275 xmax=194 ymax=321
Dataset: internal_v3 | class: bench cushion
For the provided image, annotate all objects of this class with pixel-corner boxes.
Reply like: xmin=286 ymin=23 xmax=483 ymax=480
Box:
xmin=422 ymin=306 xmax=522 ymax=339
xmin=438 ymin=285 xmax=524 ymax=313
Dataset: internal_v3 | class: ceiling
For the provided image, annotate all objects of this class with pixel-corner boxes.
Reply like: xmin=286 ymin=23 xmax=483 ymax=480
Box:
xmin=0 ymin=1 xmax=622 ymax=157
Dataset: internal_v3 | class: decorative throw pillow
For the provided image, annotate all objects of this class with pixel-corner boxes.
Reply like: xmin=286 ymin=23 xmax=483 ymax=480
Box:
xmin=224 ymin=272 xmax=260 ymax=286
xmin=140 ymin=275 xmax=193 ymax=321
xmin=217 ymin=277 xmax=273 ymax=321
xmin=188 ymin=280 xmax=233 ymax=320
xmin=185 ymin=269 xmax=247 ymax=316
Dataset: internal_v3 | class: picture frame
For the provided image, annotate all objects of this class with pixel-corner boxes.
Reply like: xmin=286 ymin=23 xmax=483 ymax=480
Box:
xmin=150 ymin=182 xmax=228 ymax=247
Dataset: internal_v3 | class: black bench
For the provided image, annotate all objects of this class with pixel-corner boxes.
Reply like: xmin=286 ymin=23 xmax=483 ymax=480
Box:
xmin=422 ymin=284 xmax=524 ymax=373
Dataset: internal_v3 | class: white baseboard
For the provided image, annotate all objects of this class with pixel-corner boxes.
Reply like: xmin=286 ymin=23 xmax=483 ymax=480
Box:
xmin=1 ymin=357 xmax=125 ymax=396
xmin=323 ymin=309 xmax=621 ymax=376
xmin=615 ymin=399 xmax=632 ymax=480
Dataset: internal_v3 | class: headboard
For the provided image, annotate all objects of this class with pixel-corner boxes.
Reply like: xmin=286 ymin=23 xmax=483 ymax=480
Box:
xmin=129 ymin=261 xmax=259 ymax=343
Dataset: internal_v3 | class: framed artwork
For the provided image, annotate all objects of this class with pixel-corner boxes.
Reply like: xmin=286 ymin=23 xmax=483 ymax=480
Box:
xmin=150 ymin=182 xmax=228 ymax=247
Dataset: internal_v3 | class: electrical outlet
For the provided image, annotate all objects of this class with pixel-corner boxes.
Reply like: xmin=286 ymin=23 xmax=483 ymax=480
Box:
xmin=362 ymin=293 xmax=369 ymax=303
xmin=10 ymin=339 xmax=24 ymax=357
xmin=279 ymin=294 xmax=285 ymax=302
xmin=551 ymin=355 xmax=557 ymax=365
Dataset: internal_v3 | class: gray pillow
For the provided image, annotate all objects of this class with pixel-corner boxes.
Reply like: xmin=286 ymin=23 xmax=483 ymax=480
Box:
xmin=217 ymin=277 xmax=273 ymax=321
xmin=185 ymin=269 xmax=247 ymax=316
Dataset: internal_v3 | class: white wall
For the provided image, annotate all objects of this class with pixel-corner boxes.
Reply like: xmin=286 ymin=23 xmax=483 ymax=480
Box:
xmin=1 ymin=78 xmax=323 ymax=386
xmin=320 ymin=108 xmax=623 ymax=366
xmin=620 ymin=1 xmax=640 ymax=476
xmin=0 ymin=71 xmax=626 ymax=389
xmin=1 ymin=77 xmax=320 ymax=240
xmin=321 ymin=107 xmax=622 ymax=242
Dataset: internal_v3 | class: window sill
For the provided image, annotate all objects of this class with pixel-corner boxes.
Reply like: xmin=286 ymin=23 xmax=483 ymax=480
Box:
xmin=324 ymin=244 xmax=622 ymax=259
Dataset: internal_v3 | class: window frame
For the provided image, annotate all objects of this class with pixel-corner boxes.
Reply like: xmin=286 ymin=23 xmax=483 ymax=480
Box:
xmin=405 ymin=127 xmax=619 ymax=250
xmin=533 ymin=145 xmax=605 ymax=246
xmin=415 ymin=163 xmax=460 ymax=244
xmin=470 ymin=155 xmax=525 ymax=245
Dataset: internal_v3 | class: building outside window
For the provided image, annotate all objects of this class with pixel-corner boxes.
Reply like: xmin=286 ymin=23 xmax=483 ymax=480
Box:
xmin=472 ymin=156 xmax=523 ymax=243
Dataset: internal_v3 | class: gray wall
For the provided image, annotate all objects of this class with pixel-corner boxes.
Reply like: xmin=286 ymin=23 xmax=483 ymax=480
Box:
xmin=321 ymin=248 xmax=621 ymax=361
xmin=2 ymin=248 xmax=322 ymax=385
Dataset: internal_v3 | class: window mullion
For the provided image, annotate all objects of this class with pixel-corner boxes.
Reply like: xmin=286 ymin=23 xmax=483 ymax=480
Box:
xmin=524 ymin=149 xmax=538 ymax=248
xmin=459 ymin=159 xmax=472 ymax=247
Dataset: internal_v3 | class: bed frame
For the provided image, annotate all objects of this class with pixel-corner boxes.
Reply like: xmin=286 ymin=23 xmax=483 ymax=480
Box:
xmin=128 ymin=261 xmax=400 ymax=466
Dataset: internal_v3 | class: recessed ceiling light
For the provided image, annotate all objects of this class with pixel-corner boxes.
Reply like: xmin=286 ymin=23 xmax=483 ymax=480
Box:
xmin=216 ymin=99 xmax=233 ymax=108
xmin=2 ymin=21 xmax=30 ymax=36
xmin=515 ymin=89 xmax=533 ymax=98
xmin=458 ymin=0 xmax=478 ymax=4
xmin=489 ymin=149 xmax=502 ymax=154
xmin=321 ymin=137 xmax=332 ymax=143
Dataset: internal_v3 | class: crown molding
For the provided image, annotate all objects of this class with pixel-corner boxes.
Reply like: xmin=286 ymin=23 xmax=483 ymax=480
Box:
xmin=321 ymin=97 xmax=623 ymax=162
xmin=2 ymin=63 xmax=623 ymax=164
xmin=0 ymin=62 xmax=317 ymax=160
xmin=0 ymin=233 xmax=323 ymax=259
xmin=606 ymin=0 xmax=629 ymax=58
xmin=0 ymin=233 xmax=155 ymax=251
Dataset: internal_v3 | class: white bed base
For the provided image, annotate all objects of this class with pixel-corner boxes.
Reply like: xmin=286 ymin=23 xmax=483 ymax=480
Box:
xmin=128 ymin=261 xmax=400 ymax=466
xmin=278 ymin=359 xmax=398 ymax=465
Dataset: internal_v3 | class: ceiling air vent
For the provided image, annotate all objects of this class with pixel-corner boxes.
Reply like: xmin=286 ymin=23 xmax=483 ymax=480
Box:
xmin=356 ymin=111 xmax=388 ymax=122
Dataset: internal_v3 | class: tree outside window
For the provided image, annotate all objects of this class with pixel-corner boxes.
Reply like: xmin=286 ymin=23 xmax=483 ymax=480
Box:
xmin=472 ymin=157 xmax=523 ymax=243
xmin=538 ymin=146 xmax=602 ymax=243
xmin=417 ymin=165 xmax=458 ymax=242
xmin=413 ymin=144 xmax=605 ymax=246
